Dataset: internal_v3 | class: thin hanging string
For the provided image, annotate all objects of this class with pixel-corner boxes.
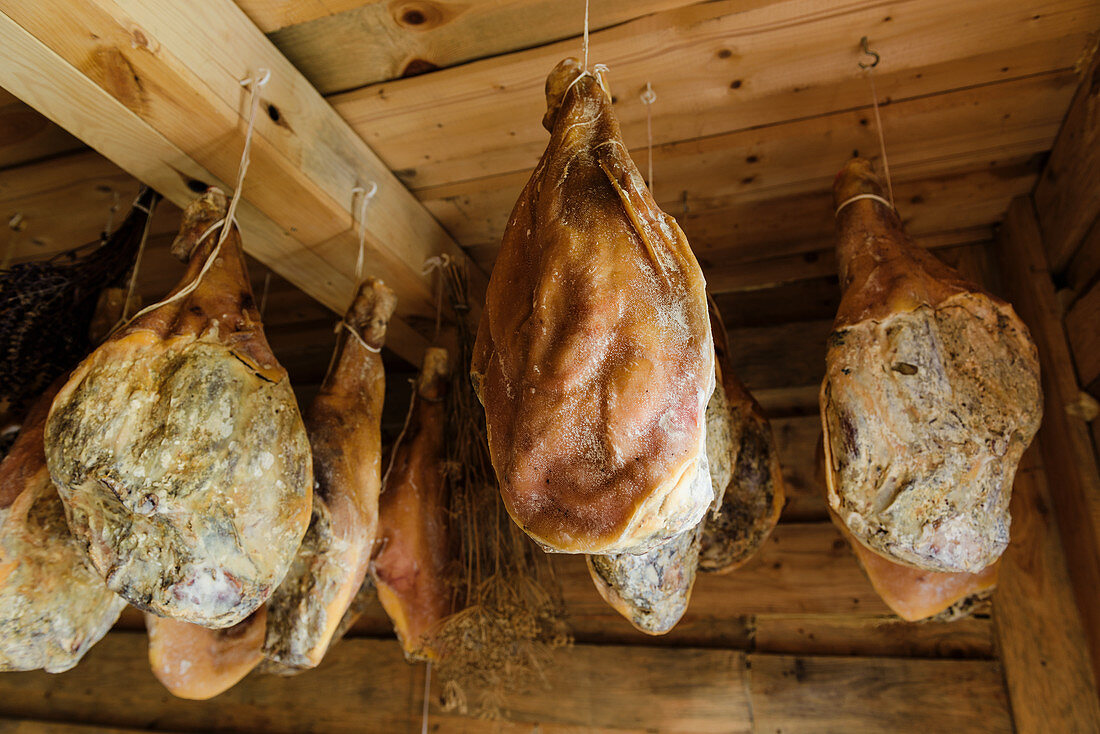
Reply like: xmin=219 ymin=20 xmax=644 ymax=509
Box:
xmin=834 ymin=192 xmax=894 ymax=217
xmin=259 ymin=271 xmax=272 ymax=316
xmin=350 ymin=182 xmax=378 ymax=283
xmin=858 ymin=37 xmax=894 ymax=207
xmin=420 ymin=661 xmax=432 ymax=734
xmin=117 ymin=193 xmax=158 ymax=326
xmin=422 ymin=254 xmax=451 ymax=343
xmin=115 ymin=69 xmax=271 ymax=332
xmin=640 ymin=82 xmax=656 ymax=196
xmin=583 ymin=0 xmax=590 ymax=71
xmin=104 ymin=190 xmax=120 ymax=239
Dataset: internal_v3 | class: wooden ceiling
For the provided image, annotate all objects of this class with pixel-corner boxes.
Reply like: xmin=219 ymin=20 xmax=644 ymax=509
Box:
xmin=0 ymin=0 xmax=1097 ymax=398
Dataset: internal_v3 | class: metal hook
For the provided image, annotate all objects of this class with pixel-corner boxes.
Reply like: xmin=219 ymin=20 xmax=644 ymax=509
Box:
xmin=858 ymin=36 xmax=880 ymax=70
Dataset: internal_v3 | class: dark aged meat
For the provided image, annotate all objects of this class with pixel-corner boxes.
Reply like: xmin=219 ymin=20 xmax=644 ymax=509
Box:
xmin=147 ymin=608 xmax=266 ymax=699
xmin=699 ymin=298 xmax=784 ymax=573
xmin=371 ymin=348 xmax=454 ymax=659
xmin=821 ymin=158 xmax=1042 ymax=573
xmin=44 ymin=189 xmax=312 ymax=627
xmin=0 ymin=381 xmax=126 ymax=673
xmin=264 ymin=279 xmax=394 ymax=671
xmin=471 ymin=58 xmax=714 ymax=555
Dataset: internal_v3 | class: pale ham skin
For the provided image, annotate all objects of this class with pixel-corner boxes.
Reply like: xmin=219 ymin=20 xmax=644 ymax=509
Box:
xmin=821 ymin=158 xmax=1042 ymax=573
xmin=0 ymin=380 xmax=126 ymax=672
xmin=699 ymin=297 xmax=785 ymax=573
xmin=44 ymin=189 xmax=312 ymax=628
xmin=371 ymin=348 xmax=454 ymax=659
xmin=471 ymin=58 xmax=714 ymax=555
xmin=263 ymin=279 xmax=394 ymax=670
xmin=146 ymin=608 xmax=266 ymax=700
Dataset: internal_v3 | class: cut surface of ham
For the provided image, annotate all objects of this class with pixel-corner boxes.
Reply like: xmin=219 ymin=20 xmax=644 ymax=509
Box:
xmin=45 ymin=189 xmax=312 ymax=628
xmin=147 ymin=608 xmax=266 ymax=700
xmin=0 ymin=381 xmax=125 ymax=672
xmin=821 ymin=158 xmax=1042 ymax=573
xmin=471 ymin=58 xmax=714 ymax=555
xmin=699 ymin=298 xmax=784 ymax=573
xmin=264 ymin=279 xmax=394 ymax=670
xmin=371 ymin=347 xmax=454 ymax=659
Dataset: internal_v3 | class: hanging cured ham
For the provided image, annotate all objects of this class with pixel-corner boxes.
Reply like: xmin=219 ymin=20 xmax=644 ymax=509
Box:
xmin=146 ymin=609 xmax=266 ymax=699
xmin=0 ymin=287 xmax=137 ymax=673
xmin=44 ymin=189 xmax=313 ymax=628
xmin=371 ymin=347 xmax=454 ymax=659
xmin=0 ymin=381 xmax=126 ymax=672
xmin=699 ymin=298 xmax=784 ymax=573
xmin=821 ymin=158 xmax=1042 ymax=573
xmin=471 ymin=58 xmax=715 ymax=555
xmin=264 ymin=278 xmax=394 ymax=671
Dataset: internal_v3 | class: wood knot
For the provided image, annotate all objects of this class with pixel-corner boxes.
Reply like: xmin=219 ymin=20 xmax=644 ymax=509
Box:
xmin=391 ymin=1 xmax=449 ymax=30
xmin=90 ymin=46 xmax=147 ymax=113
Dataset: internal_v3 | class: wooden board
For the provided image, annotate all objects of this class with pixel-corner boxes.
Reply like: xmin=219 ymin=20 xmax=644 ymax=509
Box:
xmin=747 ymin=654 xmax=1011 ymax=734
xmin=1066 ymin=277 xmax=1100 ymax=390
xmin=262 ymin=0 xmax=705 ymax=94
xmin=1033 ymin=43 xmax=1100 ymax=272
xmin=331 ymin=0 xmax=1096 ymax=191
xmin=0 ymin=632 xmax=1014 ymax=733
xmin=993 ymin=447 xmax=1100 ymax=732
xmin=754 ymin=613 xmax=994 ymax=659
xmin=998 ymin=195 xmax=1100 ymax=690
xmin=0 ymin=97 xmax=81 ymax=169
xmin=0 ymin=0 xmax=483 ymax=365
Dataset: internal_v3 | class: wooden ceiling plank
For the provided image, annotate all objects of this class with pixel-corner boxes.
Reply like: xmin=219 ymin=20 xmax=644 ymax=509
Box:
xmin=0 ymin=17 xmax=430 ymax=364
xmin=421 ymin=71 xmax=1070 ymax=253
xmin=264 ymin=0 xmax=726 ymax=94
xmin=0 ymin=1 xmax=476 ymax=364
xmin=0 ymin=98 xmax=83 ymax=170
xmin=234 ymin=0 xmax=371 ymax=33
xmin=331 ymin=0 xmax=1099 ymax=191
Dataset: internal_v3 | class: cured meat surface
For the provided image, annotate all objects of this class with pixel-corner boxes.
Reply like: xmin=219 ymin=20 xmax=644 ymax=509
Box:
xmin=471 ymin=58 xmax=714 ymax=555
xmin=264 ymin=279 xmax=394 ymax=670
xmin=0 ymin=382 xmax=125 ymax=673
xmin=821 ymin=158 xmax=1041 ymax=573
xmin=699 ymin=299 xmax=784 ymax=573
xmin=147 ymin=608 xmax=266 ymax=699
xmin=45 ymin=189 xmax=312 ymax=627
xmin=371 ymin=348 xmax=454 ymax=659
xmin=587 ymin=524 xmax=702 ymax=635
xmin=831 ymin=508 xmax=998 ymax=621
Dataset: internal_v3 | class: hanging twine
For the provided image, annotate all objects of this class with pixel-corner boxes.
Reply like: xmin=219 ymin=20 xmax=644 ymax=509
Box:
xmin=836 ymin=38 xmax=896 ymax=215
xmin=640 ymin=82 xmax=657 ymax=196
xmin=583 ymin=0 xmax=590 ymax=71
xmin=422 ymin=253 xmax=451 ymax=343
xmin=117 ymin=68 xmax=271 ymax=330
xmin=333 ymin=181 xmax=382 ymax=354
xmin=116 ymin=191 xmax=158 ymax=327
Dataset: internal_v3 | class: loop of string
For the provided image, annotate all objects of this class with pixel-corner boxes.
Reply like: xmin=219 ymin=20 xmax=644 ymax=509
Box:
xmin=860 ymin=37 xmax=894 ymax=207
xmin=350 ymin=182 xmax=378 ymax=283
xmin=114 ymin=69 xmax=271 ymax=332
xmin=834 ymin=192 xmax=894 ymax=217
xmin=640 ymin=82 xmax=656 ymax=196
xmin=334 ymin=318 xmax=381 ymax=353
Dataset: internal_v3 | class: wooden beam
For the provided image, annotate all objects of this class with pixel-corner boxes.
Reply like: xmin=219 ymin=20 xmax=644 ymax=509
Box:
xmin=259 ymin=0 xmax=706 ymax=94
xmin=0 ymin=0 xmax=484 ymax=365
xmin=0 ymin=97 xmax=81 ymax=169
xmin=754 ymin=613 xmax=994 ymax=659
xmin=747 ymin=654 xmax=1012 ymax=733
xmin=1066 ymin=278 xmax=1100 ymax=390
xmin=332 ymin=0 xmax=1097 ymax=191
xmin=993 ymin=448 xmax=1100 ymax=732
xmin=1032 ymin=43 xmax=1100 ymax=271
xmin=997 ymin=195 xmax=1100 ymax=689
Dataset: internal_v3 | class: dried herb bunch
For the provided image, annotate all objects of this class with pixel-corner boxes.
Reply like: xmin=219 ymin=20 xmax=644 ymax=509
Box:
xmin=430 ymin=260 xmax=571 ymax=717
xmin=0 ymin=189 xmax=158 ymax=434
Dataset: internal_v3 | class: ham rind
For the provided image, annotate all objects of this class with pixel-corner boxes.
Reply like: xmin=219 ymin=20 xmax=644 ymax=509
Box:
xmin=371 ymin=348 xmax=455 ymax=659
xmin=0 ymin=381 xmax=126 ymax=673
xmin=44 ymin=189 xmax=312 ymax=628
xmin=471 ymin=58 xmax=714 ymax=555
xmin=147 ymin=608 xmax=266 ymax=700
xmin=821 ymin=158 xmax=1042 ymax=573
xmin=263 ymin=279 xmax=394 ymax=670
xmin=699 ymin=298 xmax=785 ymax=573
